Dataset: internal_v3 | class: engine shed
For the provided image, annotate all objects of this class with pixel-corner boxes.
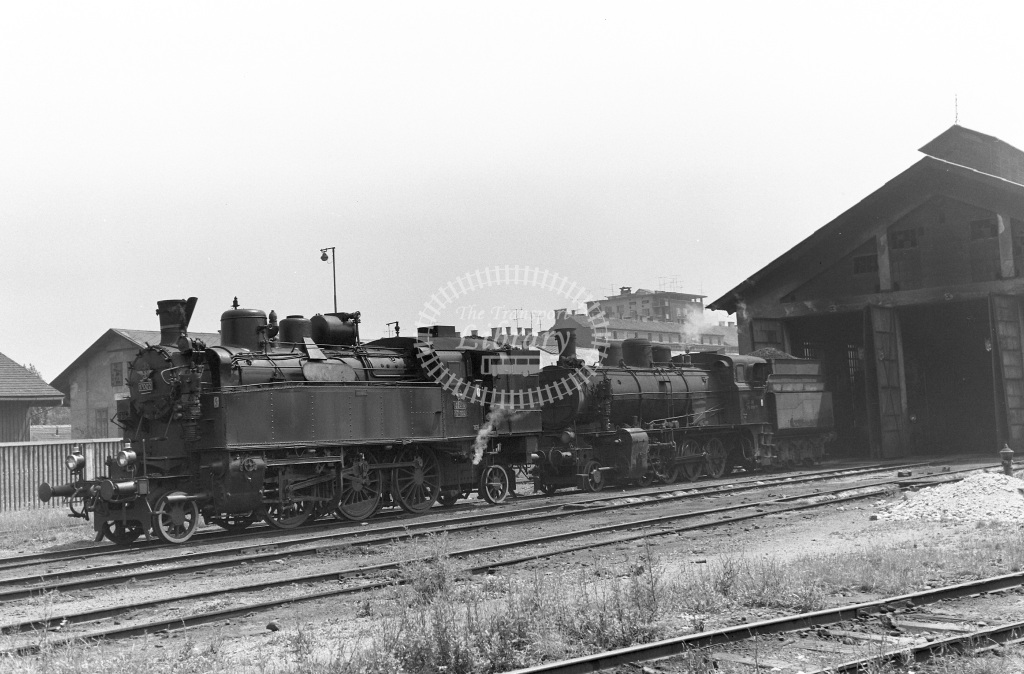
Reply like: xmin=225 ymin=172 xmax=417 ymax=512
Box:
xmin=710 ymin=125 xmax=1024 ymax=459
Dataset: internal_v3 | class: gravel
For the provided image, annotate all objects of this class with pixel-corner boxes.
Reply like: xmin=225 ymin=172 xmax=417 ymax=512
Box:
xmin=876 ymin=471 xmax=1024 ymax=522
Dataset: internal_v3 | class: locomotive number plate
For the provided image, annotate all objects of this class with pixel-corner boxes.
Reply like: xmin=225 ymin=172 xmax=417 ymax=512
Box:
xmin=453 ymin=400 xmax=467 ymax=417
xmin=138 ymin=380 xmax=153 ymax=394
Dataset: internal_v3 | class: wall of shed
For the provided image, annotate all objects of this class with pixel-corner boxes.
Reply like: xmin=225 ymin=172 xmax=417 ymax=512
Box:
xmin=0 ymin=403 xmax=31 ymax=442
xmin=68 ymin=344 xmax=136 ymax=438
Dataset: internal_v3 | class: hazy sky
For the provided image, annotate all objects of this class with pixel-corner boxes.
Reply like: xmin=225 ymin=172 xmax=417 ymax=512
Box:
xmin=3 ymin=1 xmax=1023 ymax=382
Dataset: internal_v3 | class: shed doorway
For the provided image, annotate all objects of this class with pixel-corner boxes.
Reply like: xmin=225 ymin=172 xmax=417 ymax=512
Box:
xmin=899 ymin=300 xmax=996 ymax=456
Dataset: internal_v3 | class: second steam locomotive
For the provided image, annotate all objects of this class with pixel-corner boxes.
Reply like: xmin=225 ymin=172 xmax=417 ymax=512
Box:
xmin=40 ymin=297 xmax=833 ymax=545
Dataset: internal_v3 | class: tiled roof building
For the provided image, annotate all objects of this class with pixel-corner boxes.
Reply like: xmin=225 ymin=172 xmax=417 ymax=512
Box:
xmin=0 ymin=352 xmax=64 ymax=442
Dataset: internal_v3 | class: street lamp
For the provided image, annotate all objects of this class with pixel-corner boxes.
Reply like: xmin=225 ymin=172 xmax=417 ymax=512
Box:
xmin=320 ymin=247 xmax=337 ymax=313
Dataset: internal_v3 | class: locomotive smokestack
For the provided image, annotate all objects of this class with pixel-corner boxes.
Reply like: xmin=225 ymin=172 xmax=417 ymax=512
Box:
xmin=156 ymin=298 xmax=196 ymax=346
xmin=554 ymin=327 xmax=577 ymax=361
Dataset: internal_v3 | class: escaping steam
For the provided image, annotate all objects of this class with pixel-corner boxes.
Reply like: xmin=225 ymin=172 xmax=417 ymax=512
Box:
xmin=473 ymin=406 xmax=521 ymax=465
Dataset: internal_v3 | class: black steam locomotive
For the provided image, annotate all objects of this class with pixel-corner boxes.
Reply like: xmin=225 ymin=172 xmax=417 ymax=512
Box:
xmin=39 ymin=297 xmax=833 ymax=545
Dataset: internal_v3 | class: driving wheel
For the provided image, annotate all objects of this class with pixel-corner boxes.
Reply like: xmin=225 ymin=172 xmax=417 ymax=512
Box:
xmin=703 ymin=437 xmax=729 ymax=479
xmin=390 ymin=446 xmax=440 ymax=514
xmin=679 ymin=439 xmax=703 ymax=482
xmin=336 ymin=450 xmax=383 ymax=521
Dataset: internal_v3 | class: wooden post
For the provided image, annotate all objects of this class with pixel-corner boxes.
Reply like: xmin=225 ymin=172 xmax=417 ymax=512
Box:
xmin=998 ymin=213 xmax=1016 ymax=279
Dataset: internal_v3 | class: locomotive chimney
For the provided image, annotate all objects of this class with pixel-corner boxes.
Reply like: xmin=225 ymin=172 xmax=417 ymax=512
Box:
xmin=156 ymin=298 xmax=197 ymax=346
xmin=554 ymin=327 xmax=577 ymax=362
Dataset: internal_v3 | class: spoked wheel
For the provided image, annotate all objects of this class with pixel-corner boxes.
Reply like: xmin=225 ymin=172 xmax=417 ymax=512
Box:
xmin=262 ymin=463 xmax=338 ymax=529
xmin=679 ymin=439 xmax=703 ymax=482
xmin=703 ymin=437 xmax=729 ymax=479
xmin=101 ymin=519 xmax=145 ymax=546
xmin=261 ymin=467 xmax=312 ymax=529
xmin=390 ymin=446 xmax=440 ymax=514
xmin=479 ymin=465 xmax=510 ymax=505
xmin=262 ymin=500 xmax=314 ymax=529
xmin=579 ymin=460 xmax=605 ymax=493
xmin=437 ymin=490 xmax=461 ymax=508
xmin=335 ymin=450 xmax=383 ymax=522
xmin=650 ymin=446 xmax=680 ymax=484
xmin=152 ymin=491 xmax=200 ymax=544
xmin=211 ymin=511 xmax=257 ymax=534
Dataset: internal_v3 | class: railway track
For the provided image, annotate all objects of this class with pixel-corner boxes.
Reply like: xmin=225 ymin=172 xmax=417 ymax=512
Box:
xmin=0 ymin=461 xmax=970 ymax=600
xmin=503 ymin=571 xmax=1024 ymax=673
xmin=0 ymin=465 xmax=985 ymax=655
xmin=0 ymin=459 xmax=949 ymax=576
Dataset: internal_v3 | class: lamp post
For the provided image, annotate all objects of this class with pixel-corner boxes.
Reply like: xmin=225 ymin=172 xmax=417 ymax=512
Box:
xmin=320 ymin=247 xmax=337 ymax=313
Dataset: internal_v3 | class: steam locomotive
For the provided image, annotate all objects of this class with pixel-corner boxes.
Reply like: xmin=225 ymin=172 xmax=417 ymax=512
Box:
xmin=39 ymin=297 xmax=833 ymax=545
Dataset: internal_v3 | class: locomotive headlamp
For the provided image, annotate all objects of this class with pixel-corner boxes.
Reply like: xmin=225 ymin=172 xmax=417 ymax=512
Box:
xmin=116 ymin=449 xmax=138 ymax=468
xmin=65 ymin=452 xmax=86 ymax=473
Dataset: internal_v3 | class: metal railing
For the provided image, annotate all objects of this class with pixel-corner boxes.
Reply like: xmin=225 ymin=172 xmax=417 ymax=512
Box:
xmin=0 ymin=438 xmax=123 ymax=512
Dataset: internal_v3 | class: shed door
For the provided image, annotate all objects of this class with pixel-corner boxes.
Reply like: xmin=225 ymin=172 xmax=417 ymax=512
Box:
xmin=990 ymin=295 xmax=1024 ymax=450
xmin=868 ymin=306 xmax=906 ymax=458
xmin=750 ymin=319 xmax=787 ymax=354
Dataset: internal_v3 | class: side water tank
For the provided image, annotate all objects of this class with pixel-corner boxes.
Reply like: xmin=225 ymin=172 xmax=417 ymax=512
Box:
xmin=621 ymin=338 xmax=653 ymax=367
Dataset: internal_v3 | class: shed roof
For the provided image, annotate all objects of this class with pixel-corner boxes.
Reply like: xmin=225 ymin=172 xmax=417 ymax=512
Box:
xmin=0 ymin=351 xmax=64 ymax=403
xmin=709 ymin=125 xmax=1024 ymax=314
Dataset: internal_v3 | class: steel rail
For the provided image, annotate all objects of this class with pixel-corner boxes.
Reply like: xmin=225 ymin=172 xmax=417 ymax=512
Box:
xmin=1 ymin=463 xmax=970 ymax=602
xmin=803 ymin=620 xmax=1024 ymax=673
xmin=0 ymin=459 xmax=953 ymax=580
xmin=1 ymin=480 xmax=910 ymax=655
xmin=0 ymin=477 xmax=932 ymax=644
xmin=501 ymin=572 xmax=1024 ymax=674
xmin=0 ymin=459 xmax=943 ymax=573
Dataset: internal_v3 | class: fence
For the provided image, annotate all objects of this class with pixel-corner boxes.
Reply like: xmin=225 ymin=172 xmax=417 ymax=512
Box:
xmin=0 ymin=438 xmax=123 ymax=512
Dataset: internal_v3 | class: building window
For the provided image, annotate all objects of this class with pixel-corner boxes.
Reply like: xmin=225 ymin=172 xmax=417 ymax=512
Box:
xmin=802 ymin=341 xmax=824 ymax=359
xmin=94 ymin=408 xmax=109 ymax=437
xmin=853 ymin=255 xmax=878 ymax=274
xmin=970 ymin=218 xmax=998 ymax=240
xmin=890 ymin=228 xmax=919 ymax=249
xmin=612 ymin=331 xmax=618 ymax=339
xmin=889 ymin=228 xmax=922 ymax=290
xmin=110 ymin=362 xmax=123 ymax=387
xmin=970 ymin=217 xmax=1001 ymax=282
xmin=847 ymin=343 xmax=863 ymax=384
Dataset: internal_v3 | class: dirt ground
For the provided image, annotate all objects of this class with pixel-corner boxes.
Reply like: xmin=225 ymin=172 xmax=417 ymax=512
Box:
xmin=4 ymin=459 xmax=1016 ymax=672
